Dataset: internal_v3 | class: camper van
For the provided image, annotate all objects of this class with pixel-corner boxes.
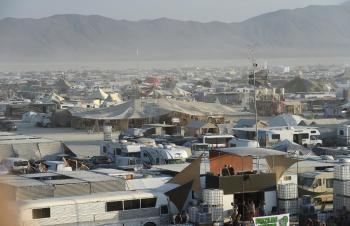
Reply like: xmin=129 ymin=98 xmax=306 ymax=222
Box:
xmin=233 ymin=126 xmax=323 ymax=148
xmin=100 ymin=140 xmax=147 ymax=170
xmin=228 ymin=137 xmax=259 ymax=147
xmin=201 ymin=134 xmax=234 ymax=148
xmin=17 ymin=191 xmax=171 ymax=226
xmin=298 ymin=170 xmax=334 ymax=205
xmin=141 ymin=144 xmax=189 ymax=165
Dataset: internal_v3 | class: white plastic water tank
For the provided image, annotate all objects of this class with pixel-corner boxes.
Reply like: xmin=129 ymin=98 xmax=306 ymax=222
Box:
xmin=203 ymin=189 xmax=224 ymax=206
xmin=278 ymin=199 xmax=299 ymax=215
xmin=277 ymin=183 xmax=298 ymax=199
xmin=189 ymin=206 xmax=198 ymax=223
xmin=209 ymin=206 xmax=224 ymax=222
xmin=335 ymin=164 xmax=350 ymax=180
xmin=334 ymin=180 xmax=350 ymax=197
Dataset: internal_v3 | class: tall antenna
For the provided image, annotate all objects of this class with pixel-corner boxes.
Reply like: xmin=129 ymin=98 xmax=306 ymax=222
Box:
xmin=248 ymin=44 xmax=259 ymax=147
xmin=136 ymin=48 xmax=140 ymax=77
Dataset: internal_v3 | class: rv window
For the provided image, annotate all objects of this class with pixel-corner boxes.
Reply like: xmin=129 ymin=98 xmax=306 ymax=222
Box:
xmin=230 ymin=143 xmax=237 ymax=147
xmin=14 ymin=161 xmax=29 ymax=167
xmin=316 ymin=179 xmax=322 ymax=187
xmin=106 ymin=201 xmax=123 ymax=212
xmin=271 ymin=134 xmax=280 ymax=140
xmin=141 ymin=198 xmax=157 ymax=208
xmin=300 ymin=133 xmax=309 ymax=139
xmin=160 ymin=205 xmax=169 ymax=214
xmin=114 ymin=148 xmax=122 ymax=155
xmin=284 ymin=176 xmax=292 ymax=181
xmin=311 ymin=131 xmax=317 ymax=134
xmin=340 ymin=130 xmax=344 ymax=136
xmin=124 ymin=199 xmax=140 ymax=210
xmin=127 ymin=152 xmax=141 ymax=158
xmin=302 ymin=178 xmax=314 ymax=187
xmin=32 ymin=208 xmax=50 ymax=219
xmin=326 ymin=179 xmax=333 ymax=188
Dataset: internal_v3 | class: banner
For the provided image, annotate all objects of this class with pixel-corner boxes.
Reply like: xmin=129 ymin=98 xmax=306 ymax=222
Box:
xmin=253 ymin=214 xmax=289 ymax=226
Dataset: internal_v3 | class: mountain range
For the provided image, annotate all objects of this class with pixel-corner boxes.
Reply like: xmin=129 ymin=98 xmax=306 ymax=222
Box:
xmin=1 ymin=2 xmax=350 ymax=61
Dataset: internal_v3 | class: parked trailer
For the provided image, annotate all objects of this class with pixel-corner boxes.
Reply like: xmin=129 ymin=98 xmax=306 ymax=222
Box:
xmin=17 ymin=190 xmax=171 ymax=226
xmin=233 ymin=126 xmax=322 ymax=148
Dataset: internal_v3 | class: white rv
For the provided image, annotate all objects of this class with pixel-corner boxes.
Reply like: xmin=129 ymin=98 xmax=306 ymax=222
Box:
xmin=17 ymin=191 xmax=172 ymax=226
xmin=228 ymin=137 xmax=259 ymax=147
xmin=233 ymin=126 xmax=323 ymax=148
xmin=202 ymin=134 xmax=234 ymax=148
xmin=141 ymin=144 xmax=189 ymax=165
xmin=100 ymin=140 xmax=148 ymax=170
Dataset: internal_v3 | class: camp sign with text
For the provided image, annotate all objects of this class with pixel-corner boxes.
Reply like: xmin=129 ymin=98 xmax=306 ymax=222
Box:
xmin=253 ymin=214 xmax=289 ymax=226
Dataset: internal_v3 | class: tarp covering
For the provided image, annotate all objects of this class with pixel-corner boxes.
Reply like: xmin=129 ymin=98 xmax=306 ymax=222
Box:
xmin=72 ymin=98 xmax=244 ymax=120
xmin=272 ymin=139 xmax=314 ymax=156
xmin=168 ymin=155 xmax=202 ymax=193
xmin=265 ymin=155 xmax=299 ymax=182
xmin=153 ymin=87 xmax=190 ymax=97
xmin=0 ymin=140 xmax=74 ymax=161
xmin=92 ymin=88 xmax=108 ymax=100
xmin=165 ymin=181 xmax=193 ymax=211
xmin=0 ymin=144 xmax=14 ymax=160
xmin=12 ymin=143 xmax=39 ymax=160
xmin=44 ymin=92 xmax=65 ymax=103
xmin=268 ymin=114 xmax=304 ymax=127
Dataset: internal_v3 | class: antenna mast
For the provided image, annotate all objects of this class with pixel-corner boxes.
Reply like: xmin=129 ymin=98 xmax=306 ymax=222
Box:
xmin=248 ymin=45 xmax=259 ymax=147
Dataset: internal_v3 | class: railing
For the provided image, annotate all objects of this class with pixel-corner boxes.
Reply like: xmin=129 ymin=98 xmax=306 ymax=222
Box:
xmin=206 ymin=173 xmax=276 ymax=194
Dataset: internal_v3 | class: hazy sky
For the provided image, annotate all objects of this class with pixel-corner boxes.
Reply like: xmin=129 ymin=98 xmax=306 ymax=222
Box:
xmin=0 ymin=0 xmax=346 ymax=22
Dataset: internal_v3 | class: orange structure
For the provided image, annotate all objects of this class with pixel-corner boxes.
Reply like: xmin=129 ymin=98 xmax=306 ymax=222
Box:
xmin=209 ymin=150 xmax=253 ymax=176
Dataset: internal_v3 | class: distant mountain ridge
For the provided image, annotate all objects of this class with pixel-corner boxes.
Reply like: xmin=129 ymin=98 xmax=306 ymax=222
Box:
xmin=1 ymin=3 xmax=350 ymax=61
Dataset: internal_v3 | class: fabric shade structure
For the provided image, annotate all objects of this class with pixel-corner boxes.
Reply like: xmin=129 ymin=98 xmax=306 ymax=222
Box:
xmin=265 ymin=155 xmax=299 ymax=183
xmin=168 ymin=154 xmax=202 ymax=193
xmin=54 ymin=78 xmax=71 ymax=91
xmin=72 ymin=98 xmax=243 ymax=120
xmin=165 ymin=181 xmax=193 ymax=212
xmin=45 ymin=92 xmax=65 ymax=103
xmin=105 ymin=93 xmax=122 ymax=103
xmin=92 ymin=87 xmax=108 ymax=100
xmin=153 ymin=87 xmax=191 ymax=97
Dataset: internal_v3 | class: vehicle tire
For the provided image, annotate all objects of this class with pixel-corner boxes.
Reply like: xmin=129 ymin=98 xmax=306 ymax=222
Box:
xmin=316 ymin=143 xmax=321 ymax=147
xmin=144 ymin=222 xmax=156 ymax=226
xmin=303 ymin=144 xmax=308 ymax=148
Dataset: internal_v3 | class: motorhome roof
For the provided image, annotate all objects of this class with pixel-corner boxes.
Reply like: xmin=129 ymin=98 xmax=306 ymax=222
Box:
xmin=17 ymin=190 xmax=162 ymax=209
xmin=203 ymin=134 xmax=234 ymax=138
xmin=301 ymin=171 xmax=333 ymax=178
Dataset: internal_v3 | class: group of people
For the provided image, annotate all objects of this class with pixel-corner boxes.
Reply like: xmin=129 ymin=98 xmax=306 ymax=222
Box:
xmin=305 ymin=218 xmax=327 ymax=226
xmin=230 ymin=200 xmax=266 ymax=223
xmin=326 ymin=206 xmax=350 ymax=226
xmin=222 ymin=164 xmax=235 ymax=176
xmin=172 ymin=211 xmax=189 ymax=224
